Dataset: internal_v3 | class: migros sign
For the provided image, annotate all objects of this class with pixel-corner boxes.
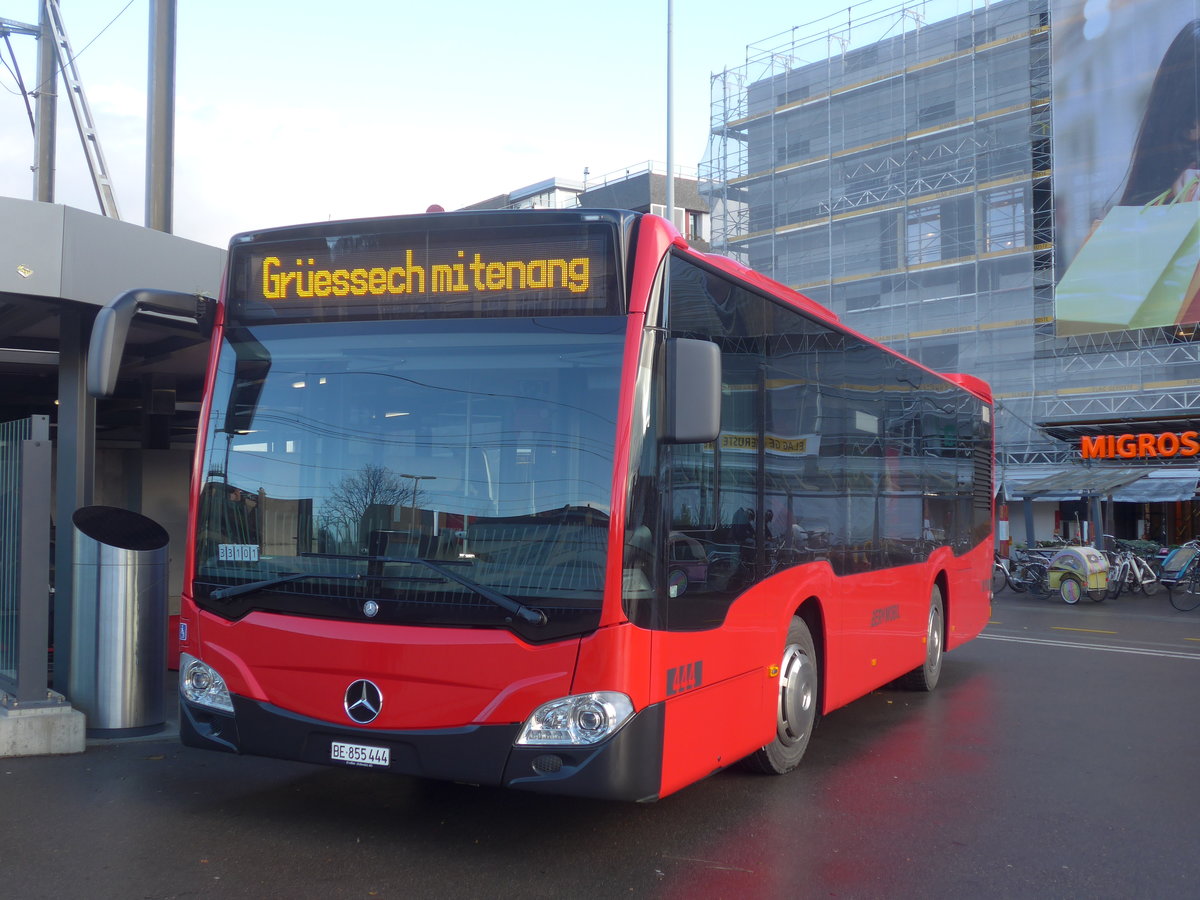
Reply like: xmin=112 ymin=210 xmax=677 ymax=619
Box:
xmin=1080 ymin=431 xmax=1200 ymax=460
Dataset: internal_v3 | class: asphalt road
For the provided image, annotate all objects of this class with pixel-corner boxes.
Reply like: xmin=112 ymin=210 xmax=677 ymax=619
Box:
xmin=4 ymin=587 xmax=1199 ymax=899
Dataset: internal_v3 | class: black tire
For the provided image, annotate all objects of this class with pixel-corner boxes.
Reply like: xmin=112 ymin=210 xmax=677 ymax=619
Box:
xmin=1170 ymin=572 xmax=1200 ymax=611
xmin=1120 ymin=569 xmax=1138 ymax=595
xmin=1105 ymin=566 xmax=1124 ymax=600
xmin=991 ymin=563 xmax=1007 ymax=594
xmin=744 ymin=616 xmax=819 ymax=775
xmin=900 ymin=585 xmax=944 ymax=692
xmin=1026 ymin=563 xmax=1051 ymax=599
xmin=1005 ymin=562 xmax=1028 ymax=593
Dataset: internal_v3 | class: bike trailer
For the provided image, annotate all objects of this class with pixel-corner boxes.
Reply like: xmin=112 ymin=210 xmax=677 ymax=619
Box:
xmin=1159 ymin=545 xmax=1198 ymax=586
xmin=1048 ymin=546 xmax=1109 ymax=601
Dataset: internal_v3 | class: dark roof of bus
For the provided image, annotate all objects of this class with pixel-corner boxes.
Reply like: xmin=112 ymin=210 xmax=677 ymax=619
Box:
xmin=228 ymin=208 xmax=641 ymax=245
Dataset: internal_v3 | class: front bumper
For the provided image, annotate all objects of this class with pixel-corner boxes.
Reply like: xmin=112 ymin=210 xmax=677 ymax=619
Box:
xmin=180 ymin=694 xmax=665 ymax=802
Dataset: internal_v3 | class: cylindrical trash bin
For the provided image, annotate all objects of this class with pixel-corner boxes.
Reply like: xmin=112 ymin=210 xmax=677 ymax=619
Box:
xmin=69 ymin=506 xmax=169 ymax=737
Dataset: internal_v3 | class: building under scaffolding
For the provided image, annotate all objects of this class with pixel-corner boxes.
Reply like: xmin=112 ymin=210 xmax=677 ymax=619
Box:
xmin=703 ymin=0 xmax=1055 ymax=462
xmin=701 ymin=0 xmax=1200 ymax=528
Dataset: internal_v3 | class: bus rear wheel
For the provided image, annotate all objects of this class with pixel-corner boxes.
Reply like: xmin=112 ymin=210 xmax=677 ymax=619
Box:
xmin=744 ymin=616 xmax=819 ymax=775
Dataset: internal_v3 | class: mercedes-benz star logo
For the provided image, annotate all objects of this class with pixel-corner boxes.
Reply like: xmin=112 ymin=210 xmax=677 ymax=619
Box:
xmin=344 ymin=679 xmax=383 ymax=724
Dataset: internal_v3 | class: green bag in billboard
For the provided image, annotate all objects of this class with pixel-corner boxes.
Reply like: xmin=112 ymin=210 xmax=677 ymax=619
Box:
xmin=1056 ymin=189 xmax=1200 ymax=336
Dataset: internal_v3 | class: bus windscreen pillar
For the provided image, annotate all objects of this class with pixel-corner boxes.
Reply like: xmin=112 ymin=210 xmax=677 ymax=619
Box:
xmin=69 ymin=506 xmax=169 ymax=737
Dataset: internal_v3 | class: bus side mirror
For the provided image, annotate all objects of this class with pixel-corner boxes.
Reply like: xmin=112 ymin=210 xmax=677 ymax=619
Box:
xmin=88 ymin=289 xmax=213 ymax=397
xmin=663 ymin=337 xmax=721 ymax=445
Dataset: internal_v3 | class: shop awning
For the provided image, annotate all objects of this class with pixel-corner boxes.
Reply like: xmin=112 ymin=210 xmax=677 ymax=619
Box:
xmin=1011 ymin=467 xmax=1147 ymax=500
xmin=1109 ymin=469 xmax=1200 ymax=502
xmin=998 ymin=465 xmax=1072 ymax=501
xmin=1001 ymin=467 xmax=1200 ymax=502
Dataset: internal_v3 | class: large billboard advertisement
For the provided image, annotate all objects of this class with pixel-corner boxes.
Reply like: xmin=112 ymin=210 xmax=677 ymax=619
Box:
xmin=1053 ymin=0 xmax=1200 ymax=336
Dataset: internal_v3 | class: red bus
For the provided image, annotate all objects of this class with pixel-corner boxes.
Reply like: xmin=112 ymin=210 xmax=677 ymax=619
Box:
xmin=89 ymin=209 xmax=993 ymax=801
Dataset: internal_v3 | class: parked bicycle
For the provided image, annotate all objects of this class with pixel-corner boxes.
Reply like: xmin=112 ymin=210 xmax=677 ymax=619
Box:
xmin=992 ymin=552 xmax=1008 ymax=593
xmin=1103 ymin=537 xmax=1162 ymax=599
xmin=994 ymin=548 xmax=1051 ymax=598
xmin=1162 ymin=540 xmax=1200 ymax=611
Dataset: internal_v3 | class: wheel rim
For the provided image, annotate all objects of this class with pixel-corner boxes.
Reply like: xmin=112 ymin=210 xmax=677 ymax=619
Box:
xmin=925 ymin=603 xmax=943 ymax=678
xmin=1061 ymin=577 xmax=1081 ymax=604
xmin=777 ymin=642 xmax=817 ymax=747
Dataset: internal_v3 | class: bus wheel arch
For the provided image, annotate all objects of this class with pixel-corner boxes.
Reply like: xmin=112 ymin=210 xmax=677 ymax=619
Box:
xmin=934 ymin=570 xmax=949 ymax=637
xmin=796 ymin=597 xmax=825 ymax=710
xmin=743 ymin=598 xmax=823 ymax=775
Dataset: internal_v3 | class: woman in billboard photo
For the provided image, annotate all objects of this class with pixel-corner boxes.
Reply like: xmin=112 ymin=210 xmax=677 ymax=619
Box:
xmin=1120 ymin=19 xmax=1200 ymax=207
xmin=1055 ymin=18 xmax=1200 ymax=336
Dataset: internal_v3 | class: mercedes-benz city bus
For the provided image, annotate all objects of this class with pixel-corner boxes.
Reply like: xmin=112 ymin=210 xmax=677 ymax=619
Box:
xmin=89 ymin=209 xmax=994 ymax=801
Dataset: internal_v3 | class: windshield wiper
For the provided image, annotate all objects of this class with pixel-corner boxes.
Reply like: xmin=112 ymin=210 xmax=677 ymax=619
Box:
xmin=206 ymin=561 xmax=548 ymax=626
xmin=208 ymin=573 xmax=313 ymax=601
xmin=398 ymin=558 xmax=548 ymax=626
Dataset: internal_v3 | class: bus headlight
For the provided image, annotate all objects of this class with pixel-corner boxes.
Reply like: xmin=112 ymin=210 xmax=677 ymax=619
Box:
xmin=516 ymin=692 xmax=634 ymax=746
xmin=180 ymin=652 xmax=234 ymax=714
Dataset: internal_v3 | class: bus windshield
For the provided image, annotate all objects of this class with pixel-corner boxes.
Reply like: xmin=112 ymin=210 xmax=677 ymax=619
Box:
xmin=194 ymin=315 xmax=625 ymax=641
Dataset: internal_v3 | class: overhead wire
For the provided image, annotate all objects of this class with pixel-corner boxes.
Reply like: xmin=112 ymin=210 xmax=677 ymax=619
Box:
xmin=13 ymin=0 xmax=140 ymax=100
xmin=66 ymin=0 xmax=140 ymax=62
xmin=1 ymin=31 xmax=35 ymax=131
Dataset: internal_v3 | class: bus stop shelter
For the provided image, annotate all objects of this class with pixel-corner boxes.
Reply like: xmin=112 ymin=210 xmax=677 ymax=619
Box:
xmin=0 ymin=197 xmax=223 ymax=755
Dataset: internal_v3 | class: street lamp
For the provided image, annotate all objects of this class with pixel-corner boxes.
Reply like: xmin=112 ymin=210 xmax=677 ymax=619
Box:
xmin=399 ymin=473 xmax=436 ymax=531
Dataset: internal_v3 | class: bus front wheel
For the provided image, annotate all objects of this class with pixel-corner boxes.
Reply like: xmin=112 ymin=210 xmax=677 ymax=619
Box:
xmin=900 ymin=585 xmax=944 ymax=692
xmin=744 ymin=616 xmax=819 ymax=775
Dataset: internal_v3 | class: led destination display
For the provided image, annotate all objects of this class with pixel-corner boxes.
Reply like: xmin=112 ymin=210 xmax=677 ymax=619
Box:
xmin=229 ymin=223 xmax=619 ymax=321
xmin=259 ymin=248 xmax=592 ymax=300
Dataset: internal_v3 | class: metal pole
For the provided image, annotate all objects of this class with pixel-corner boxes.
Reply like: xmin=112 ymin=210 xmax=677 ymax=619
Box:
xmin=401 ymin=474 xmax=435 ymax=528
xmin=146 ymin=0 xmax=176 ymax=232
xmin=53 ymin=309 xmax=95 ymax=695
xmin=665 ymin=0 xmax=674 ymax=225
xmin=1090 ymin=495 xmax=1104 ymax=547
xmin=16 ymin=420 xmax=52 ymax=704
xmin=33 ymin=0 xmax=57 ymax=202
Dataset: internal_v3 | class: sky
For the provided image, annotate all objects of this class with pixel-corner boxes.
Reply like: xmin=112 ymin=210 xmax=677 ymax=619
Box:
xmin=0 ymin=0 xmax=973 ymax=248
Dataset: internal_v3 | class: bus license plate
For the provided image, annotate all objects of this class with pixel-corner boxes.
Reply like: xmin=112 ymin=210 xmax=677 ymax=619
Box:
xmin=330 ymin=741 xmax=390 ymax=768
